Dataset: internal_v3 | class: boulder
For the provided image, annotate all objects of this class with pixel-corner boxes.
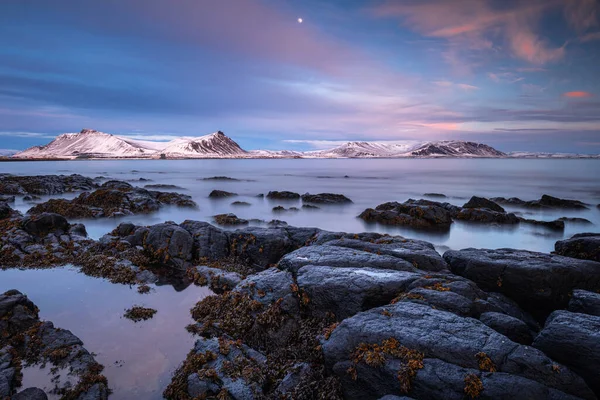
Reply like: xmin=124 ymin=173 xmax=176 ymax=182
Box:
xmin=208 ymin=190 xmax=237 ymax=198
xmin=0 ymin=174 xmax=96 ymax=195
xmin=301 ymin=193 xmax=352 ymax=204
xmin=568 ymin=290 xmax=600 ymax=316
xmin=462 ymin=196 xmax=505 ymax=213
xmin=322 ymin=302 xmax=594 ymax=400
xmin=0 ymin=202 xmax=15 ymax=219
xmin=266 ymin=191 xmax=300 ymax=200
xmin=533 ymin=310 xmax=600 ymax=396
xmin=144 ymin=223 xmax=194 ymax=269
xmin=213 ymin=213 xmax=249 ymax=226
xmin=359 ymin=202 xmax=453 ymax=230
xmin=231 ymin=201 xmax=251 ymax=207
xmin=444 ymin=248 xmax=600 ymax=318
xmin=21 ymin=213 xmax=70 ymax=237
xmin=519 ymin=218 xmax=565 ymax=230
xmin=479 ymin=312 xmax=533 ymax=345
xmin=454 ymin=208 xmax=520 ymax=224
xmin=180 ymin=220 xmax=230 ymax=260
xmin=555 ymin=233 xmax=600 ymax=262
xmin=12 ymin=387 xmax=49 ymax=400
xmin=491 ymin=195 xmax=588 ymax=210
xmin=278 ymin=245 xmax=417 ymax=275
xmin=0 ymin=195 xmax=15 ymax=203
xmin=189 ymin=266 xmax=243 ymax=291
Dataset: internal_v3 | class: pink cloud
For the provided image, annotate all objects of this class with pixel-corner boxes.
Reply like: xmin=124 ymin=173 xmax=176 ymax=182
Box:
xmin=563 ymin=91 xmax=594 ymax=98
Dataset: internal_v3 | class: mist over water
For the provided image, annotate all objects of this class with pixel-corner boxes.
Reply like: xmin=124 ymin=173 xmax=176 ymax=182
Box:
xmin=4 ymin=158 xmax=600 ymax=253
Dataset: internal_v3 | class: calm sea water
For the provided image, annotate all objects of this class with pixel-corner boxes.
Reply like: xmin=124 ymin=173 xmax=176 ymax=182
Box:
xmin=3 ymin=158 xmax=600 ymax=252
xmin=1 ymin=159 xmax=599 ymax=398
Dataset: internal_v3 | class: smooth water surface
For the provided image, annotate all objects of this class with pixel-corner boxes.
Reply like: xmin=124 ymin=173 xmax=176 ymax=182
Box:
xmin=3 ymin=158 xmax=599 ymax=253
xmin=0 ymin=267 xmax=212 ymax=399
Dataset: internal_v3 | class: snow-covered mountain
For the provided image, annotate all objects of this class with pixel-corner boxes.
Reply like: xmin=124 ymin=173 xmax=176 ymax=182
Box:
xmin=12 ymin=128 xmax=598 ymax=159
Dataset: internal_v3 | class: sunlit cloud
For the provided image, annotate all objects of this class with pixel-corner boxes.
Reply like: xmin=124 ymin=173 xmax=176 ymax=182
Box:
xmin=562 ymin=91 xmax=594 ymax=98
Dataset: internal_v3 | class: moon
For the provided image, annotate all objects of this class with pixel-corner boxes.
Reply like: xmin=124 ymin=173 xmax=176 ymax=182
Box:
xmin=297 ymin=17 xmax=303 ymax=23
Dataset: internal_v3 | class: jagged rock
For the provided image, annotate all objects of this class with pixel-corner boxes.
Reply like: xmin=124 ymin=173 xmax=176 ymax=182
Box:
xmin=322 ymin=302 xmax=595 ymax=400
xmin=568 ymin=290 xmax=600 ymax=316
xmin=213 ymin=213 xmax=249 ymax=226
xmin=555 ymin=233 xmax=600 ymax=262
xmin=208 ymin=190 xmax=237 ymax=198
xmin=444 ymin=248 xmax=600 ymax=318
xmin=278 ymin=245 xmax=417 ymax=274
xmin=266 ymin=191 xmax=300 ymax=200
xmin=28 ymin=186 xmax=196 ymax=218
xmin=296 ymin=266 xmax=421 ymax=320
xmin=301 ymin=193 xmax=352 ymax=204
xmin=12 ymin=387 xmax=48 ymax=400
xmin=491 ymin=195 xmax=588 ymax=210
xmin=462 ymin=196 xmax=505 ymax=213
xmin=533 ymin=310 xmax=600 ymax=396
xmin=0 ymin=174 xmax=96 ymax=195
xmin=359 ymin=201 xmax=453 ymax=230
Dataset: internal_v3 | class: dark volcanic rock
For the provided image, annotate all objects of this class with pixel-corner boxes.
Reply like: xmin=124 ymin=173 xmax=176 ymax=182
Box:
xmin=188 ymin=266 xmax=243 ymax=291
xmin=0 ymin=195 xmax=15 ymax=203
xmin=21 ymin=213 xmax=70 ymax=236
xmin=533 ymin=310 xmax=600 ymax=396
xmin=462 ymin=196 xmax=505 ymax=213
xmin=180 ymin=220 xmax=230 ymax=260
xmin=491 ymin=195 xmax=588 ymax=210
xmin=213 ymin=213 xmax=249 ymax=226
xmin=519 ymin=217 xmax=565 ymax=230
xmin=359 ymin=201 xmax=453 ymax=230
xmin=28 ymin=186 xmax=196 ymax=218
xmin=267 ymin=191 xmax=300 ymax=200
xmin=479 ymin=311 xmax=533 ymax=345
xmin=455 ymin=208 xmax=520 ymax=224
xmin=200 ymin=176 xmax=241 ymax=181
xmin=555 ymin=233 xmax=600 ymax=262
xmin=568 ymin=289 xmax=600 ymax=316
xmin=444 ymin=248 xmax=600 ymax=318
xmin=208 ymin=189 xmax=237 ymax=198
xmin=0 ymin=201 xmax=18 ymax=220
xmin=0 ymin=174 xmax=96 ymax=195
xmin=272 ymin=206 xmax=299 ymax=213
xmin=231 ymin=201 xmax=251 ymax=207
xmin=301 ymin=193 xmax=352 ymax=204
xmin=144 ymin=223 xmax=194 ymax=269
xmin=144 ymin=184 xmax=186 ymax=190
xmin=301 ymin=204 xmax=320 ymax=209
xmin=322 ymin=301 xmax=594 ymax=400
xmin=12 ymin=387 xmax=48 ymax=400
xmin=558 ymin=217 xmax=593 ymax=224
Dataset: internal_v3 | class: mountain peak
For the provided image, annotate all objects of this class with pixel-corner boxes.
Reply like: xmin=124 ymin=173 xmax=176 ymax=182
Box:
xmin=79 ymin=128 xmax=101 ymax=134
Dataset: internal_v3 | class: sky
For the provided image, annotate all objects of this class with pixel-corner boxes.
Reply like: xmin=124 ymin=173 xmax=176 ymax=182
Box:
xmin=1 ymin=0 xmax=600 ymax=153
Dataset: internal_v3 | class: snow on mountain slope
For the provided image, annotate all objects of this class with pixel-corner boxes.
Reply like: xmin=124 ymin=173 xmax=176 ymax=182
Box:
xmin=14 ymin=129 xmax=158 ymax=158
xmin=159 ymin=131 xmax=246 ymax=157
xmin=404 ymin=141 xmax=506 ymax=157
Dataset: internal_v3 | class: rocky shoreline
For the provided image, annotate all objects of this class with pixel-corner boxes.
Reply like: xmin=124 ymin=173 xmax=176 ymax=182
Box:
xmin=1 ymin=174 xmax=599 ymax=399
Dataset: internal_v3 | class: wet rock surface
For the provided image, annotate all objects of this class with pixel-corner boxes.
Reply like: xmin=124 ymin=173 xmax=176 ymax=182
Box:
xmin=568 ymin=290 xmax=600 ymax=317
xmin=533 ymin=310 xmax=600 ymax=396
xmin=208 ymin=189 xmax=237 ymax=198
xmin=0 ymin=174 xmax=96 ymax=195
xmin=0 ymin=290 xmax=108 ymax=399
xmin=359 ymin=201 xmax=454 ymax=230
xmin=213 ymin=213 xmax=249 ymax=226
xmin=301 ymin=193 xmax=353 ymax=204
xmin=444 ymin=248 xmax=600 ymax=318
xmin=555 ymin=233 xmax=600 ymax=262
xmin=462 ymin=196 xmax=505 ymax=213
xmin=27 ymin=184 xmax=196 ymax=218
xmin=266 ymin=191 xmax=300 ymax=200
xmin=491 ymin=194 xmax=589 ymax=209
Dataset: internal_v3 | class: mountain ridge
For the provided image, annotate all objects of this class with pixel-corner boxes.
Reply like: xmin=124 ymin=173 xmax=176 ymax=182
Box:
xmin=11 ymin=129 xmax=599 ymax=159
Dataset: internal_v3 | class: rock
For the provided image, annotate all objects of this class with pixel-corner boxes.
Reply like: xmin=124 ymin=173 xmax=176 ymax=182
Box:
xmin=12 ymin=387 xmax=48 ymax=400
xmin=423 ymin=193 xmax=446 ymax=198
xmin=274 ymin=362 xmax=312 ymax=398
xmin=272 ymin=206 xmax=299 ymax=213
xmin=313 ymin=234 xmax=448 ymax=272
xmin=301 ymin=193 xmax=352 ymax=204
xmin=266 ymin=191 xmax=300 ymax=200
xmin=278 ymin=245 xmax=417 ymax=275
xmin=302 ymin=204 xmax=320 ymax=209
xmin=144 ymin=184 xmax=186 ymax=190
xmin=208 ymin=190 xmax=237 ymax=198
xmin=166 ymin=337 xmax=266 ymax=399
xmin=462 ymin=196 xmax=505 ymax=213
xmin=555 ymin=233 xmax=600 ymax=262
xmin=519 ymin=218 xmax=565 ymax=230
xmin=22 ymin=195 xmax=41 ymax=202
xmin=491 ymin=195 xmax=588 ymax=210
xmin=533 ymin=310 xmax=600 ymax=396
xmin=267 ymin=219 xmax=288 ymax=227
xmin=213 ymin=213 xmax=249 ymax=226
xmin=144 ymin=223 xmax=193 ymax=269
xmin=21 ymin=213 xmax=70 ymax=237
xmin=0 ymin=202 xmax=15 ymax=219
xmin=322 ymin=301 xmax=594 ymax=400
xmin=444 ymin=248 xmax=600 ymax=318
xmin=234 ymin=268 xmax=298 ymax=313
xmin=231 ymin=201 xmax=251 ymax=207
xmin=359 ymin=201 xmax=453 ymax=230
xmin=27 ymin=186 xmax=196 ymax=218
xmin=180 ymin=220 xmax=230 ymax=260
xmin=0 ymin=174 xmax=96 ymax=195
xmin=479 ymin=312 xmax=533 ymax=344
xmin=558 ymin=217 xmax=593 ymax=224
xmin=0 ymin=195 xmax=15 ymax=203
xmin=189 ymin=266 xmax=243 ymax=291
xmin=200 ymin=176 xmax=241 ymax=181
xmin=296 ymin=266 xmax=421 ymax=320
xmin=455 ymin=208 xmax=520 ymax=224
xmin=568 ymin=290 xmax=600 ymax=316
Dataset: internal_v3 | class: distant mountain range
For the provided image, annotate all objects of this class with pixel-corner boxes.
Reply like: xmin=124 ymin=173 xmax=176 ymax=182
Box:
xmin=11 ymin=129 xmax=600 ymax=159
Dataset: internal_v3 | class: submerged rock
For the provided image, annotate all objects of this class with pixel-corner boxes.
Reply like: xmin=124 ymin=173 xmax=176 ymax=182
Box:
xmin=0 ymin=174 xmax=96 ymax=195
xmin=555 ymin=233 xmax=600 ymax=262
xmin=533 ymin=310 xmax=600 ymax=396
xmin=359 ymin=201 xmax=453 ymax=230
xmin=208 ymin=189 xmax=237 ymax=198
xmin=462 ymin=196 xmax=505 ymax=213
xmin=213 ymin=213 xmax=249 ymax=226
xmin=231 ymin=201 xmax=251 ymax=207
xmin=444 ymin=248 xmax=600 ymax=318
xmin=519 ymin=217 xmax=565 ymax=230
xmin=301 ymin=193 xmax=352 ymax=204
xmin=144 ymin=184 xmax=186 ymax=190
xmin=455 ymin=208 xmax=520 ymax=224
xmin=188 ymin=265 xmax=243 ymax=292
xmin=266 ymin=191 xmax=300 ymax=200
xmin=491 ymin=194 xmax=588 ymax=210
